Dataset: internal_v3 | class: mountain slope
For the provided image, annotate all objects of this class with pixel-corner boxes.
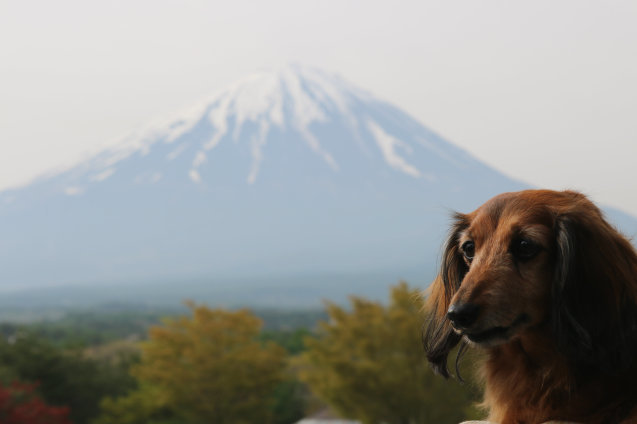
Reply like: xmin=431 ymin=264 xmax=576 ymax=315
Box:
xmin=0 ymin=65 xmax=631 ymax=306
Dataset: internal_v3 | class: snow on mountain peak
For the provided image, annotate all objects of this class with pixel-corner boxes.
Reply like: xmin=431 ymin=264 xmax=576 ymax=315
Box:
xmin=46 ymin=65 xmax=444 ymax=195
xmin=184 ymin=65 xmax=373 ymax=182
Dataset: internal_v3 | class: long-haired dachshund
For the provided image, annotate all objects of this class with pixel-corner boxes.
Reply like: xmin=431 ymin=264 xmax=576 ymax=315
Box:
xmin=424 ymin=189 xmax=637 ymax=423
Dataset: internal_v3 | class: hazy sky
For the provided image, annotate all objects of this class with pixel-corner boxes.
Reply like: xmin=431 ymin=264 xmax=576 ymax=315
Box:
xmin=1 ymin=1 xmax=636 ymax=213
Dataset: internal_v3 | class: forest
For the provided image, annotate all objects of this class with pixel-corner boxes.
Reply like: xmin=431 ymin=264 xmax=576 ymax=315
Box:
xmin=0 ymin=282 xmax=482 ymax=424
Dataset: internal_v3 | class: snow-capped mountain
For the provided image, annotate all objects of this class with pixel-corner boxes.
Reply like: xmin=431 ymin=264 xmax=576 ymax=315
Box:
xmin=17 ymin=65 xmax=512 ymax=195
xmin=1 ymin=65 xmax=634 ymax=306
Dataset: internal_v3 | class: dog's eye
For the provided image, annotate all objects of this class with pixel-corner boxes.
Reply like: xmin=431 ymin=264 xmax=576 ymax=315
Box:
xmin=511 ymin=238 xmax=540 ymax=261
xmin=461 ymin=241 xmax=475 ymax=261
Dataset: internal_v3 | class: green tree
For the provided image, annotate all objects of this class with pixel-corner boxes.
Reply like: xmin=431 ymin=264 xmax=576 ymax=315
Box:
xmin=94 ymin=384 xmax=178 ymax=424
xmin=259 ymin=328 xmax=315 ymax=424
xmin=97 ymin=304 xmax=287 ymax=424
xmin=297 ymin=282 xmax=479 ymax=424
xmin=0 ymin=333 xmax=137 ymax=424
xmin=260 ymin=327 xmax=313 ymax=355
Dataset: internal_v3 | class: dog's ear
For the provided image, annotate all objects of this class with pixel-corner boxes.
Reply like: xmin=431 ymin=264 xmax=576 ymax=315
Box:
xmin=553 ymin=206 xmax=637 ymax=373
xmin=423 ymin=214 xmax=468 ymax=378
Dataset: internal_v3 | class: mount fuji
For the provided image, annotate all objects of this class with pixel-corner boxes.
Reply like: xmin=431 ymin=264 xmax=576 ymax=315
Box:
xmin=1 ymin=65 xmax=635 ymax=307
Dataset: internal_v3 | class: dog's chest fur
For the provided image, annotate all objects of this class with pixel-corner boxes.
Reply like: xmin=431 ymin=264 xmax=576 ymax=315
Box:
xmin=481 ymin=336 xmax=637 ymax=424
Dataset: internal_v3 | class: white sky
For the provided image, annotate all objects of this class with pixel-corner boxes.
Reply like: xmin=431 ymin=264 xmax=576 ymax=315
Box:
xmin=1 ymin=0 xmax=636 ymax=214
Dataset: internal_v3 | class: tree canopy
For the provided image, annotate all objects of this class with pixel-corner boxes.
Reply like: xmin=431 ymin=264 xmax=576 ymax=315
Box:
xmin=0 ymin=381 xmax=72 ymax=424
xmin=0 ymin=332 xmax=136 ymax=424
xmin=97 ymin=304 xmax=287 ymax=424
xmin=297 ymin=282 xmax=479 ymax=424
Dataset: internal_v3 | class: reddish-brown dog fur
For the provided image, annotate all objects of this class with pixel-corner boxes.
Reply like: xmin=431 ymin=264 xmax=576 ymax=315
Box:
xmin=424 ymin=190 xmax=637 ymax=424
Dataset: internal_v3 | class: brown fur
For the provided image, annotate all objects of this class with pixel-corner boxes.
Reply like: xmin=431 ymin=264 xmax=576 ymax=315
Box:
xmin=424 ymin=190 xmax=637 ymax=424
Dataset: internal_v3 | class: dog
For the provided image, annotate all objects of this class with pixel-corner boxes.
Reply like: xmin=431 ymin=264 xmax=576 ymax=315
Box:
xmin=424 ymin=190 xmax=637 ymax=424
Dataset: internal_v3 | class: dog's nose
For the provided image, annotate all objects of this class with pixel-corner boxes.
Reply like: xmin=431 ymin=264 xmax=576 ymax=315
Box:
xmin=447 ymin=303 xmax=480 ymax=329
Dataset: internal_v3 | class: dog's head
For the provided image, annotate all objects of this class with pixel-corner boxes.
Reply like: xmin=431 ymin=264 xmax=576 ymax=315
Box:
xmin=424 ymin=189 xmax=637 ymax=378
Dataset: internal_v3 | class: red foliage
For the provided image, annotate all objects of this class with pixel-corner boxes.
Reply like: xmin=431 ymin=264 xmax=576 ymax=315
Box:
xmin=0 ymin=381 xmax=72 ymax=424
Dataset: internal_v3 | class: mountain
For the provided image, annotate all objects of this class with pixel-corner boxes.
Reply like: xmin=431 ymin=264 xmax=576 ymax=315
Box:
xmin=0 ymin=65 xmax=633 ymax=308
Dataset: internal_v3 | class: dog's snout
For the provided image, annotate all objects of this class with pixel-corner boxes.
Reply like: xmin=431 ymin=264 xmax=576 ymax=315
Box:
xmin=447 ymin=303 xmax=480 ymax=329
